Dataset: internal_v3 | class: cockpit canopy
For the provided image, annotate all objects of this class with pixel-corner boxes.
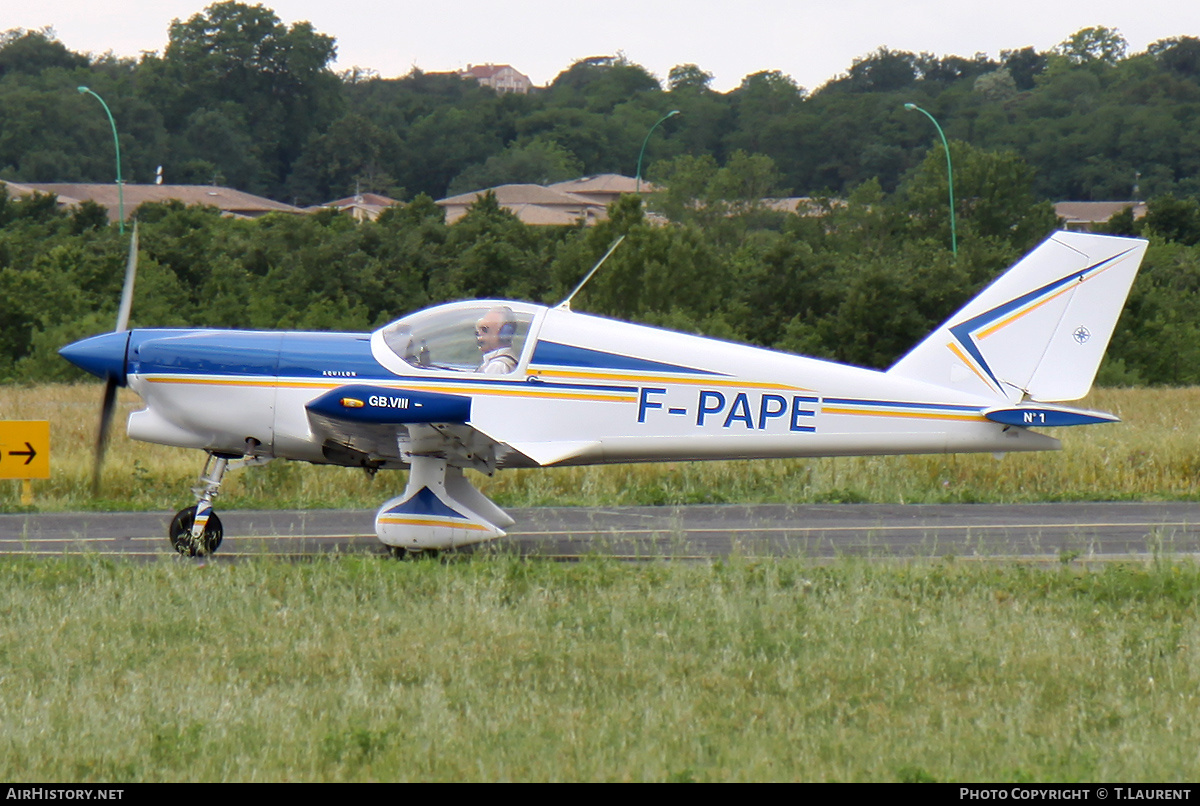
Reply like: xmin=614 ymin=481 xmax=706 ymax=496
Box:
xmin=377 ymin=301 xmax=543 ymax=374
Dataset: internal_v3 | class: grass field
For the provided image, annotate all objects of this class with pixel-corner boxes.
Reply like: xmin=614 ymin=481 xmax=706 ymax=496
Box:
xmin=1 ymin=556 xmax=1198 ymax=782
xmin=4 ymin=384 xmax=1200 ymax=782
xmin=3 ymin=384 xmax=1200 ymax=512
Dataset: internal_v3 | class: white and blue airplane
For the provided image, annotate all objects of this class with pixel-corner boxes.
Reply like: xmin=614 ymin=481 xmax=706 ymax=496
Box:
xmin=60 ymin=230 xmax=1147 ymax=556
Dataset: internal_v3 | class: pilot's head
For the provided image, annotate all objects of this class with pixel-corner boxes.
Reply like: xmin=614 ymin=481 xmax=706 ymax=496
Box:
xmin=476 ymin=307 xmax=515 ymax=353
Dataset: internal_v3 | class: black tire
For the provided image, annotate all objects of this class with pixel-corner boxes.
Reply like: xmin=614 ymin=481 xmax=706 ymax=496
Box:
xmin=385 ymin=546 xmax=440 ymax=560
xmin=169 ymin=505 xmax=224 ymax=556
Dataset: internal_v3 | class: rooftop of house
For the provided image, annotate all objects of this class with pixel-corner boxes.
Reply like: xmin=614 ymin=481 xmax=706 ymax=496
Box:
xmin=307 ymin=192 xmax=403 ymax=221
xmin=321 ymin=192 xmax=401 ymax=208
xmin=461 ymin=64 xmax=523 ymax=79
xmin=548 ymin=174 xmax=656 ymax=196
xmin=1054 ymin=200 xmax=1147 ymax=225
xmin=438 ymin=183 xmax=602 ymax=208
xmin=3 ymin=181 xmax=304 ymax=220
xmin=437 ymin=183 xmax=607 ymax=225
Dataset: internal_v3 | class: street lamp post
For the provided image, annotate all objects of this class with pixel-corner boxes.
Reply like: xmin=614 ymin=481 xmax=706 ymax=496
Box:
xmin=904 ymin=103 xmax=956 ymax=257
xmin=636 ymin=110 xmax=680 ymax=193
xmin=77 ymin=86 xmax=124 ymax=234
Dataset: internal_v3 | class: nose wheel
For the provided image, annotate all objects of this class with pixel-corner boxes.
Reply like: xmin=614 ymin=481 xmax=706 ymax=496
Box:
xmin=169 ymin=452 xmax=232 ymax=556
xmin=169 ymin=505 xmax=224 ymax=556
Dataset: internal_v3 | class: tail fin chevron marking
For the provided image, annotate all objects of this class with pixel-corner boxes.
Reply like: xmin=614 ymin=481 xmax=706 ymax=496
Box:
xmin=888 ymin=232 xmax=1148 ymax=404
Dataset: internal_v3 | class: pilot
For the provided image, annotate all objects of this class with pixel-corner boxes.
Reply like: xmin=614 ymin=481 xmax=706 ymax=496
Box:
xmin=475 ymin=306 xmax=518 ymax=374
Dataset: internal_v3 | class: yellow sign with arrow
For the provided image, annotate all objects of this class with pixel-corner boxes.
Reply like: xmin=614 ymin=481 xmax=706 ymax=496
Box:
xmin=0 ymin=421 xmax=50 ymax=479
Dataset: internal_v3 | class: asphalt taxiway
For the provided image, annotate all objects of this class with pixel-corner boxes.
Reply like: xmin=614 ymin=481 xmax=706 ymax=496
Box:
xmin=3 ymin=502 xmax=1200 ymax=561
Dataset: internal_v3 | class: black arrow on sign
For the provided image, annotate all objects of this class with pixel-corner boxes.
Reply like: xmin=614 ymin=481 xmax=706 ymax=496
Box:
xmin=8 ymin=442 xmax=37 ymax=465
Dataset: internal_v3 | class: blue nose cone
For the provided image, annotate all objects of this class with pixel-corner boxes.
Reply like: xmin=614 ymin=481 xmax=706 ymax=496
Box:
xmin=59 ymin=331 xmax=131 ymax=384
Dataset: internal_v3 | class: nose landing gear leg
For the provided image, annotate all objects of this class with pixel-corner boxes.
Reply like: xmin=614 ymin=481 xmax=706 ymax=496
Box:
xmin=169 ymin=453 xmax=229 ymax=556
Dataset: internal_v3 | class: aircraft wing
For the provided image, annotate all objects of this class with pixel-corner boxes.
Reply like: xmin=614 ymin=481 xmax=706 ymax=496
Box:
xmin=305 ymin=406 xmax=410 ymax=466
xmin=305 ymin=384 xmax=593 ymax=471
xmin=305 ymin=384 xmax=471 ymax=466
xmin=479 ymin=437 xmax=601 ymax=467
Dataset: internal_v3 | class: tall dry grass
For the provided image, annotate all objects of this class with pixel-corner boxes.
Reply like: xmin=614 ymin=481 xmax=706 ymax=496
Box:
xmin=2 ymin=384 xmax=1199 ymax=512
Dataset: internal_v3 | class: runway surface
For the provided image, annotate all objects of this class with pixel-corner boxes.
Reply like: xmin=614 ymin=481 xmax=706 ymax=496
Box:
xmin=4 ymin=502 xmax=1200 ymax=561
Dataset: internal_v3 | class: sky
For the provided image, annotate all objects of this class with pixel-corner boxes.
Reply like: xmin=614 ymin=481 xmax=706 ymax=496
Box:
xmin=6 ymin=0 xmax=1200 ymax=92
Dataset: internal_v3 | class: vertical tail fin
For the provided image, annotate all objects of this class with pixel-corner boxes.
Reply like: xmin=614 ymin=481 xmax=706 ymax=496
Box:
xmin=888 ymin=231 xmax=1147 ymax=403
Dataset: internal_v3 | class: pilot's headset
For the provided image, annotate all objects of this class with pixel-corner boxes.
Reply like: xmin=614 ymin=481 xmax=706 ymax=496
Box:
xmin=498 ymin=319 xmax=516 ymax=346
xmin=495 ymin=306 xmax=517 ymax=346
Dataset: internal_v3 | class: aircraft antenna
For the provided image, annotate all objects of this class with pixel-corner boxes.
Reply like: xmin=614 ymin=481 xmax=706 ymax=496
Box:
xmin=555 ymin=235 xmax=625 ymax=312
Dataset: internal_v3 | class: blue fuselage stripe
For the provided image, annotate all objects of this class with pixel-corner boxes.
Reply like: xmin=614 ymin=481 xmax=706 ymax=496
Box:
xmin=531 ymin=340 xmax=725 ymax=376
xmin=823 ymin=397 xmax=983 ymax=413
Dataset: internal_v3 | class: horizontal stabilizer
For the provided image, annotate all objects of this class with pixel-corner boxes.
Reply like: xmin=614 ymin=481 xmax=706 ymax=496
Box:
xmin=983 ymin=404 xmax=1120 ymax=428
xmin=888 ymin=232 xmax=1147 ymax=403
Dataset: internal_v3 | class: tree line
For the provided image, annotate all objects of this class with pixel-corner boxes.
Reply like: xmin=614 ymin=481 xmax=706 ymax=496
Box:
xmin=3 ymin=2 xmax=1200 ymax=388
xmin=3 ymin=143 xmax=1200 ymax=388
xmin=4 ymin=3 xmax=1200 ymax=206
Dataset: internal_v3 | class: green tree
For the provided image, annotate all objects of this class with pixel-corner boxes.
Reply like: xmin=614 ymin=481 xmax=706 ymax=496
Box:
xmin=900 ymin=141 xmax=1058 ymax=251
xmin=1001 ymin=47 xmax=1047 ymax=90
xmin=724 ymin=71 xmax=806 ymax=175
xmin=839 ymin=48 xmax=919 ymax=92
xmin=973 ymin=68 xmax=1017 ymax=102
xmin=664 ymin=64 xmax=732 ymax=159
xmin=650 ymin=150 xmax=783 ymax=227
xmin=1150 ymin=37 xmax=1200 ymax=79
xmin=447 ymin=138 xmax=583 ymax=195
xmin=668 ymin=64 xmax=714 ymax=93
xmin=440 ymin=191 xmax=567 ymax=301
xmin=548 ymin=56 xmax=661 ymax=113
xmin=1056 ymin=27 xmax=1128 ymax=66
xmin=0 ymin=28 xmax=88 ymax=77
xmin=804 ymin=243 xmax=971 ymax=368
xmin=1106 ymin=241 xmax=1200 ymax=384
xmin=1142 ymin=195 xmax=1200 ymax=245
xmin=915 ymin=52 xmax=996 ymax=84
xmin=171 ymin=104 xmax=264 ymax=188
xmin=150 ymin=1 xmax=341 ymax=194
xmin=288 ymin=113 xmax=405 ymax=203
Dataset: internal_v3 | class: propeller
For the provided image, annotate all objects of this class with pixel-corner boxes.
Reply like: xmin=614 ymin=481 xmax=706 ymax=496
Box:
xmin=93 ymin=221 xmax=138 ymax=496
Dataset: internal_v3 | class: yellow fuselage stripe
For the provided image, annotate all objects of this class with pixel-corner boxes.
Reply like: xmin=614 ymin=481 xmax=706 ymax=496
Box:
xmin=822 ymin=406 xmax=986 ymax=422
xmin=377 ymin=516 xmax=492 ymax=531
xmin=143 ymin=375 xmax=636 ymax=403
